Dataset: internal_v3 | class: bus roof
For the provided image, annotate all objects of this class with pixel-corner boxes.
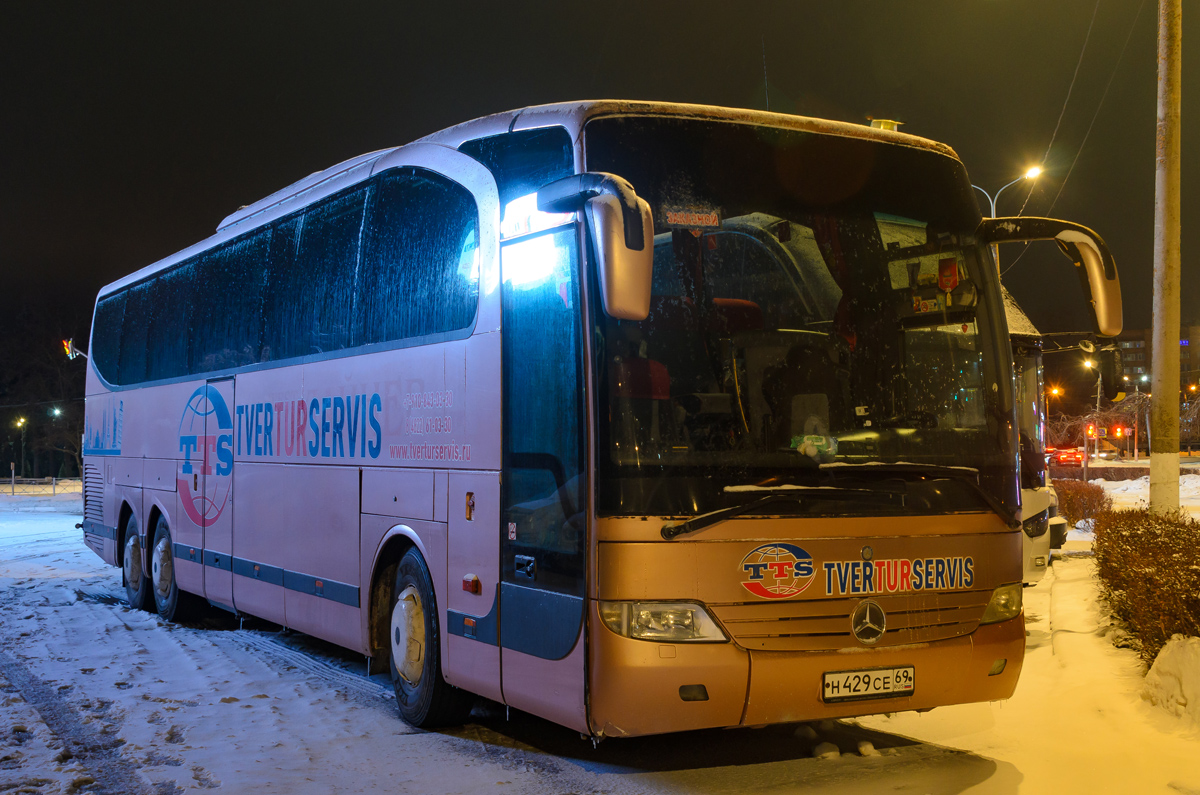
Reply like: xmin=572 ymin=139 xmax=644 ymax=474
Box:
xmin=216 ymin=101 xmax=962 ymax=235
xmin=416 ymin=99 xmax=961 ymax=158
xmin=1002 ymin=285 xmax=1042 ymax=340
xmin=101 ymin=100 xmax=964 ymax=299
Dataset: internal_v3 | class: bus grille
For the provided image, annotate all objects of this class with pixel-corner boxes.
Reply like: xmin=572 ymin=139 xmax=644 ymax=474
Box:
xmin=83 ymin=463 xmax=103 ymax=525
xmin=709 ymin=588 xmax=995 ymax=652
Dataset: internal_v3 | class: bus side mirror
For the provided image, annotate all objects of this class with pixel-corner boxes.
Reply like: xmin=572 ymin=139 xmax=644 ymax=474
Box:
xmin=1099 ymin=347 xmax=1123 ymax=401
xmin=538 ymin=172 xmax=653 ymax=320
xmin=977 ymin=217 xmax=1122 ymax=337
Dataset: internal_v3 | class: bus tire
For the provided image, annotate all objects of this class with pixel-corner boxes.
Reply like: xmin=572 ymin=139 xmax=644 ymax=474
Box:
xmin=390 ymin=549 xmax=472 ymax=728
xmin=149 ymin=515 xmax=195 ymax=623
xmin=122 ymin=513 xmax=153 ymax=612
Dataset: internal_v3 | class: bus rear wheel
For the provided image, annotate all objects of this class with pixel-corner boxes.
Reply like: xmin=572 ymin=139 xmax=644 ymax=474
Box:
xmin=389 ymin=549 xmax=472 ymax=728
xmin=149 ymin=516 xmax=196 ymax=622
xmin=122 ymin=513 xmax=153 ymax=612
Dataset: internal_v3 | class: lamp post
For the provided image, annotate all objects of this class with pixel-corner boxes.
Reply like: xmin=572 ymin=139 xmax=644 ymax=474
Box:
xmin=1124 ymin=375 xmax=1149 ymax=461
xmin=15 ymin=418 xmax=26 ymax=478
xmin=972 ymin=167 xmax=1043 ymax=269
xmin=1083 ymin=358 xmax=1104 ymax=467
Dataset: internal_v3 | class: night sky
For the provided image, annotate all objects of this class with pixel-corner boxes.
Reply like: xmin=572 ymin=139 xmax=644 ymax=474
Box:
xmin=4 ymin=1 xmax=1194 ymax=357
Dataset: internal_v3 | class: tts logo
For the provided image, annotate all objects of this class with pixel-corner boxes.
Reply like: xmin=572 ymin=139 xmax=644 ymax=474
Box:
xmin=177 ymin=385 xmax=233 ymax=527
xmin=739 ymin=543 xmax=816 ymax=600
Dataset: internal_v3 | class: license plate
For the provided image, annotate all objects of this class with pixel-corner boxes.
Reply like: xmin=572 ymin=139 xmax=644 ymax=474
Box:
xmin=822 ymin=666 xmax=915 ymax=703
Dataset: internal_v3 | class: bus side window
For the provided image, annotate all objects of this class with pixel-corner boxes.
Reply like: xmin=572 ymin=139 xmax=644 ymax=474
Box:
xmin=263 ymin=188 xmax=368 ymax=359
xmin=146 ymin=263 xmax=194 ymax=381
xmin=355 ymin=168 xmax=480 ymax=345
xmin=91 ymin=292 xmax=125 ymax=385
xmin=459 ymin=127 xmax=574 ymax=212
xmin=117 ymin=280 xmax=152 ymax=385
xmin=189 ymin=234 xmax=270 ymax=373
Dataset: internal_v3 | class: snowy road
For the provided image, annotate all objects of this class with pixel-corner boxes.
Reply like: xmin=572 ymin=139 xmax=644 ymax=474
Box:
xmin=1 ymin=495 xmax=1198 ymax=794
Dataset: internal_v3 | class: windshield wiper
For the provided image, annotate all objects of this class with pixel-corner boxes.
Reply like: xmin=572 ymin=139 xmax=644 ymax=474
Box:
xmin=820 ymin=462 xmax=1021 ymax=529
xmin=660 ymin=487 xmax=904 ymax=541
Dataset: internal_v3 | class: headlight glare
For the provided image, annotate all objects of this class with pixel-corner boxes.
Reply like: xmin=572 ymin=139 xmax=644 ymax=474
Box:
xmin=599 ymin=601 xmax=727 ymax=642
xmin=980 ymin=583 xmax=1023 ymax=624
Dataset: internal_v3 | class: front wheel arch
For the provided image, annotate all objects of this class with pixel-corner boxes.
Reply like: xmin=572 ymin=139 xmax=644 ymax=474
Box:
xmin=115 ymin=501 xmax=135 ymax=568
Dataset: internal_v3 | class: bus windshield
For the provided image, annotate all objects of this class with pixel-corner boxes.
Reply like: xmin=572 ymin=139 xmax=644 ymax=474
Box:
xmin=584 ymin=115 xmax=1017 ymax=519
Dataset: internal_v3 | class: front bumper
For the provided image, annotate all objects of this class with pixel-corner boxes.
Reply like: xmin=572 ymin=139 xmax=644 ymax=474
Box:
xmin=587 ymin=601 xmax=1025 ymax=738
xmin=1049 ymin=516 xmax=1069 ymax=549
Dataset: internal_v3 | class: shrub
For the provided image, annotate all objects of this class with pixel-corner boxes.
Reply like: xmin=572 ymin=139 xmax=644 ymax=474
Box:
xmin=1051 ymin=478 xmax=1112 ymax=526
xmin=1094 ymin=509 xmax=1200 ymax=665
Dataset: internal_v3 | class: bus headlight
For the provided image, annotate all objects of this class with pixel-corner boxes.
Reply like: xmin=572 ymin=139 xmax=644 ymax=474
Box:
xmin=979 ymin=583 xmax=1023 ymax=625
xmin=1022 ymin=510 xmax=1049 ymax=539
xmin=599 ymin=601 xmax=728 ymax=642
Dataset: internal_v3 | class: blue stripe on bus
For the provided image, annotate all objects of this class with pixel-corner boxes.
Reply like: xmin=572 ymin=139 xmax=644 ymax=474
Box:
xmin=447 ymin=586 xmax=499 ymax=646
xmin=172 ymin=542 xmax=202 ymax=564
xmin=230 ymin=556 xmax=285 ymax=587
xmin=282 ymin=570 xmax=359 ymax=607
xmin=81 ymin=519 xmax=116 ymax=539
xmin=167 ymin=545 xmax=359 ymax=608
xmin=499 ymin=582 xmax=583 ymax=660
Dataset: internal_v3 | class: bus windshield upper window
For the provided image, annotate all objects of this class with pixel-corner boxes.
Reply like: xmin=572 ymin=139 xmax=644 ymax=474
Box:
xmin=584 ymin=115 xmax=1015 ymax=519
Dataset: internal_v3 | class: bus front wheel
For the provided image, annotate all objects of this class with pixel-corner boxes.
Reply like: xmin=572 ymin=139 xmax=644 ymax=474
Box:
xmin=389 ymin=549 xmax=472 ymax=727
xmin=122 ymin=513 xmax=153 ymax=612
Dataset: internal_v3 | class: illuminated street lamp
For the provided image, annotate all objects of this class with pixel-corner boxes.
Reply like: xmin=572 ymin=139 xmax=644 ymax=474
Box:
xmin=972 ymin=167 xmax=1043 ymax=267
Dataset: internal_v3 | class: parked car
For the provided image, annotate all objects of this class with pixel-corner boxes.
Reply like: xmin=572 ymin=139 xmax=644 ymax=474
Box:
xmin=1051 ymin=448 xmax=1084 ymax=467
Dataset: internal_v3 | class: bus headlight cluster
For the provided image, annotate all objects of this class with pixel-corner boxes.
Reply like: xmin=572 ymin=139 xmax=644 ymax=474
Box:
xmin=1022 ymin=510 xmax=1049 ymax=539
xmin=599 ymin=601 xmax=727 ymax=642
xmin=979 ymin=583 xmax=1023 ymax=625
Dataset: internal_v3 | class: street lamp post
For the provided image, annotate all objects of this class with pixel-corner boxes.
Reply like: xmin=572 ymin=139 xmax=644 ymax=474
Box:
xmin=1083 ymin=359 xmax=1102 ymax=465
xmin=15 ymin=418 xmax=26 ymax=478
xmin=972 ymin=167 xmax=1043 ymax=269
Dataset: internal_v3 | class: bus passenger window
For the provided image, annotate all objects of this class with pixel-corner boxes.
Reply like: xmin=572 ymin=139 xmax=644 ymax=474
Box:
xmin=355 ymin=168 xmax=480 ymax=345
xmin=146 ymin=263 xmax=194 ymax=382
xmin=263 ymin=188 xmax=367 ymax=359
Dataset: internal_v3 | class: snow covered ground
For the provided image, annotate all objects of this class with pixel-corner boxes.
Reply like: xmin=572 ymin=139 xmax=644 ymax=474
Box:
xmin=1 ymin=491 xmax=1198 ymax=794
xmin=1092 ymin=472 xmax=1200 ymax=514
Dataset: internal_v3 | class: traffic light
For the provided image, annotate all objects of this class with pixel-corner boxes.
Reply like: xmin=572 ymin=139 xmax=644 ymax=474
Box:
xmin=60 ymin=338 xmax=86 ymax=361
xmin=1086 ymin=423 xmax=1096 ymax=438
xmin=1114 ymin=426 xmax=1123 ymax=438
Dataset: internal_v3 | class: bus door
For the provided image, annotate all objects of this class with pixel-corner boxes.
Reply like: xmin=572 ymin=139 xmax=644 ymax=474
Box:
xmin=497 ymin=226 xmax=588 ymax=731
xmin=194 ymin=378 xmax=235 ymax=610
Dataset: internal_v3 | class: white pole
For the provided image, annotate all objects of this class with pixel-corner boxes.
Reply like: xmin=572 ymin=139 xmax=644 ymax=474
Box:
xmin=1150 ymin=0 xmax=1182 ymax=513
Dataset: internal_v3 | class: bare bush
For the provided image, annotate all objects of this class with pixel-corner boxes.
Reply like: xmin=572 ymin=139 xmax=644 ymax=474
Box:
xmin=1094 ymin=509 xmax=1200 ymax=664
xmin=1051 ymin=478 xmax=1112 ymax=526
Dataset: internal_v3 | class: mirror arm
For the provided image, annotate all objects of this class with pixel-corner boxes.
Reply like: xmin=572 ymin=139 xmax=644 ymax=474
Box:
xmin=977 ymin=216 xmax=1122 ymax=337
xmin=537 ymin=172 xmax=646 ymax=250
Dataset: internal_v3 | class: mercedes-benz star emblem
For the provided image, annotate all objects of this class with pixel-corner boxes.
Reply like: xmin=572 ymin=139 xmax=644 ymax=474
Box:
xmin=851 ymin=599 xmax=886 ymax=645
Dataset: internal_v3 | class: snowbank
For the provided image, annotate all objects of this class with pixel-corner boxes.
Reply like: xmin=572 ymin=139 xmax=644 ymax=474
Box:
xmin=1144 ymin=635 xmax=1200 ymax=727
